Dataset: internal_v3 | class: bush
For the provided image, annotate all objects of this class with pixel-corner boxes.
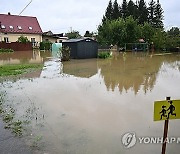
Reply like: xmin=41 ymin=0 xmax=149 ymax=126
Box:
xmin=60 ymin=46 xmax=70 ymax=61
xmin=40 ymin=41 xmax=52 ymax=50
xmin=98 ymin=51 xmax=112 ymax=59
xmin=0 ymin=48 xmax=14 ymax=53
xmin=17 ymin=35 xmax=30 ymax=43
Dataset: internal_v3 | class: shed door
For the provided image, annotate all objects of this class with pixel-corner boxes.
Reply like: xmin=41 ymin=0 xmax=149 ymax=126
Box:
xmin=77 ymin=41 xmax=97 ymax=59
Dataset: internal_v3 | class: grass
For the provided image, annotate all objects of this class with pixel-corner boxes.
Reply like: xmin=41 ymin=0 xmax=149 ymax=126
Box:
xmin=0 ymin=92 xmax=24 ymax=136
xmin=0 ymin=64 xmax=43 ymax=77
xmin=0 ymin=48 xmax=14 ymax=53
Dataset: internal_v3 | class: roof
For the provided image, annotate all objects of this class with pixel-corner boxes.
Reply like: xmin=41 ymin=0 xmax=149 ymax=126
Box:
xmin=63 ymin=38 xmax=97 ymax=43
xmin=0 ymin=14 xmax=42 ymax=34
xmin=43 ymin=31 xmax=64 ymax=38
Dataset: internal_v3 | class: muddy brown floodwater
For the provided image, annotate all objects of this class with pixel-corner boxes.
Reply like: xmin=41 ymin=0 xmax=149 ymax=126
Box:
xmin=0 ymin=51 xmax=180 ymax=154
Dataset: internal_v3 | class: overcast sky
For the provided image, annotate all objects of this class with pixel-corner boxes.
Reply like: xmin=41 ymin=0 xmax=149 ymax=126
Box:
xmin=1 ymin=0 xmax=180 ymax=35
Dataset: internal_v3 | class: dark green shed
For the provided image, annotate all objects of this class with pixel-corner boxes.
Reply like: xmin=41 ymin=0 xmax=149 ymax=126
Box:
xmin=62 ymin=38 xmax=98 ymax=59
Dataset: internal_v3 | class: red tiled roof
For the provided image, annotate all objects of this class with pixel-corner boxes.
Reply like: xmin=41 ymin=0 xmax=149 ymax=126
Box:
xmin=0 ymin=14 xmax=42 ymax=34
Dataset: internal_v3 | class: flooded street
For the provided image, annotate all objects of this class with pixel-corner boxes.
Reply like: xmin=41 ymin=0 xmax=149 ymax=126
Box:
xmin=0 ymin=51 xmax=180 ymax=154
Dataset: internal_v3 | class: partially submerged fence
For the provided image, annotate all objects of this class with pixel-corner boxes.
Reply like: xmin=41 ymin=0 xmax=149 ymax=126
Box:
xmin=0 ymin=42 xmax=32 ymax=51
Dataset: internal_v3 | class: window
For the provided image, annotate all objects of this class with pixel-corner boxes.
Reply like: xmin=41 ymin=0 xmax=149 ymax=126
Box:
xmin=17 ymin=26 xmax=22 ymax=30
xmin=4 ymin=37 xmax=9 ymax=43
xmin=29 ymin=26 xmax=33 ymax=30
xmin=1 ymin=25 xmax=6 ymax=29
xmin=9 ymin=25 xmax=13 ymax=29
xmin=31 ymin=38 xmax=35 ymax=42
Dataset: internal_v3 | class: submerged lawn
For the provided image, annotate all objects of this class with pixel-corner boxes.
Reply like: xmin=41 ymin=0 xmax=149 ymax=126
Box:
xmin=0 ymin=64 xmax=43 ymax=77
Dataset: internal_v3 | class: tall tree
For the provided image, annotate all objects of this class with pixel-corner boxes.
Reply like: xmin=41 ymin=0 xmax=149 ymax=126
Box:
xmin=66 ymin=30 xmax=81 ymax=39
xmin=167 ymin=27 xmax=180 ymax=37
xmin=125 ymin=16 xmax=140 ymax=43
xmin=84 ymin=31 xmax=93 ymax=37
xmin=154 ymin=0 xmax=164 ymax=28
xmin=133 ymin=1 xmax=139 ymax=20
xmin=104 ymin=0 xmax=113 ymax=21
xmin=127 ymin=0 xmax=135 ymax=18
xmin=122 ymin=0 xmax=128 ymax=19
xmin=148 ymin=0 xmax=156 ymax=26
xmin=112 ymin=0 xmax=120 ymax=20
xmin=138 ymin=0 xmax=149 ymax=24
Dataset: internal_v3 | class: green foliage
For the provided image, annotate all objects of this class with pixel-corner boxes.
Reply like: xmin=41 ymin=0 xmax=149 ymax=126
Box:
xmin=151 ymin=29 xmax=166 ymax=50
xmin=104 ymin=0 xmax=113 ymax=21
xmin=84 ymin=31 xmax=93 ymax=37
xmin=138 ymin=0 xmax=149 ymax=24
xmin=122 ymin=0 xmax=128 ymax=19
xmin=112 ymin=0 xmax=120 ymax=20
xmin=127 ymin=0 xmax=136 ymax=18
xmin=141 ymin=22 xmax=155 ymax=43
xmin=165 ymin=27 xmax=180 ymax=50
xmin=167 ymin=27 xmax=180 ymax=37
xmin=154 ymin=0 xmax=164 ymax=28
xmin=148 ymin=0 xmax=156 ymax=26
xmin=40 ymin=41 xmax=52 ymax=50
xmin=124 ymin=16 xmax=140 ymax=43
xmin=0 ymin=48 xmax=14 ymax=53
xmin=60 ymin=46 xmax=70 ymax=61
xmin=17 ymin=35 xmax=30 ymax=43
xmin=102 ymin=0 xmax=164 ymax=27
xmin=98 ymin=51 xmax=112 ymax=59
xmin=98 ymin=17 xmax=140 ymax=46
xmin=98 ymin=0 xmax=168 ymax=50
xmin=66 ymin=30 xmax=81 ymax=39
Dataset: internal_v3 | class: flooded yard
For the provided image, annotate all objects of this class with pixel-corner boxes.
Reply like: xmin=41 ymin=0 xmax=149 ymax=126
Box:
xmin=0 ymin=51 xmax=180 ymax=154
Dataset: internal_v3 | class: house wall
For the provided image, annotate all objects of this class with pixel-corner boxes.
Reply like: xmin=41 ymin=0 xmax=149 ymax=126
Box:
xmin=42 ymin=36 xmax=57 ymax=43
xmin=0 ymin=33 xmax=42 ymax=43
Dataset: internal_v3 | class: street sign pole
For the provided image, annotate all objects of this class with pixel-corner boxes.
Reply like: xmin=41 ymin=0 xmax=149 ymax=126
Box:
xmin=161 ymin=97 xmax=170 ymax=154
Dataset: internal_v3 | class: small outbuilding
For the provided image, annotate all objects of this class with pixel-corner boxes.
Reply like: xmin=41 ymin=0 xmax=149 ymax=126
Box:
xmin=62 ymin=38 xmax=98 ymax=59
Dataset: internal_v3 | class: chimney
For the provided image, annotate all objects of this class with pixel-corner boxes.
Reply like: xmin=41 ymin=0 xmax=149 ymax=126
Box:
xmin=8 ymin=12 xmax=11 ymax=15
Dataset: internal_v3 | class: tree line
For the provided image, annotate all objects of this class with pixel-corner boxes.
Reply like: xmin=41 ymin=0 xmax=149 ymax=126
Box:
xmin=102 ymin=0 xmax=163 ymax=29
xmin=97 ymin=0 xmax=180 ymax=51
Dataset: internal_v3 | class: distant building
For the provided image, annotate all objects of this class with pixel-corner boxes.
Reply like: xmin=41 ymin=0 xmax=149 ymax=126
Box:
xmin=62 ymin=38 xmax=98 ymax=59
xmin=0 ymin=13 xmax=42 ymax=47
xmin=42 ymin=31 xmax=68 ymax=43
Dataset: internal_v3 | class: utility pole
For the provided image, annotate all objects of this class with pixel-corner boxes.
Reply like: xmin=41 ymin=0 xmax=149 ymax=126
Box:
xmin=70 ymin=27 xmax=72 ymax=33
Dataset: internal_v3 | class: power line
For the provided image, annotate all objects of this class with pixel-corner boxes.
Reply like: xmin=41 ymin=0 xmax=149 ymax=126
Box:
xmin=19 ymin=0 xmax=33 ymax=16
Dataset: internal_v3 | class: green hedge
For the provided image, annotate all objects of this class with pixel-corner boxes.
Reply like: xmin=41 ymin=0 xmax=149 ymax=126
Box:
xmin=40 ymin=41 xmax=52 ymax=50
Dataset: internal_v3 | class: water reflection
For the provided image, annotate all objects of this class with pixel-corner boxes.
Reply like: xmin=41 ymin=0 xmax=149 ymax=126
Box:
xmin=63 ymin=59 xmax=98 ymax=78
xmin=0 ymin=50 xmax=51 ymax=65
xmin=99 ymin=53 xmax=180 ymax=94
xmin=62 ymin=52 xmax=180 ymax=94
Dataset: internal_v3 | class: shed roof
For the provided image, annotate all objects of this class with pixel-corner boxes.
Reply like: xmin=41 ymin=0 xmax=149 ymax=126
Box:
xmin=0 ymin=14 xmax=42 ymax=34
xmin=63 ymin=38 xmax=97 ymax=43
